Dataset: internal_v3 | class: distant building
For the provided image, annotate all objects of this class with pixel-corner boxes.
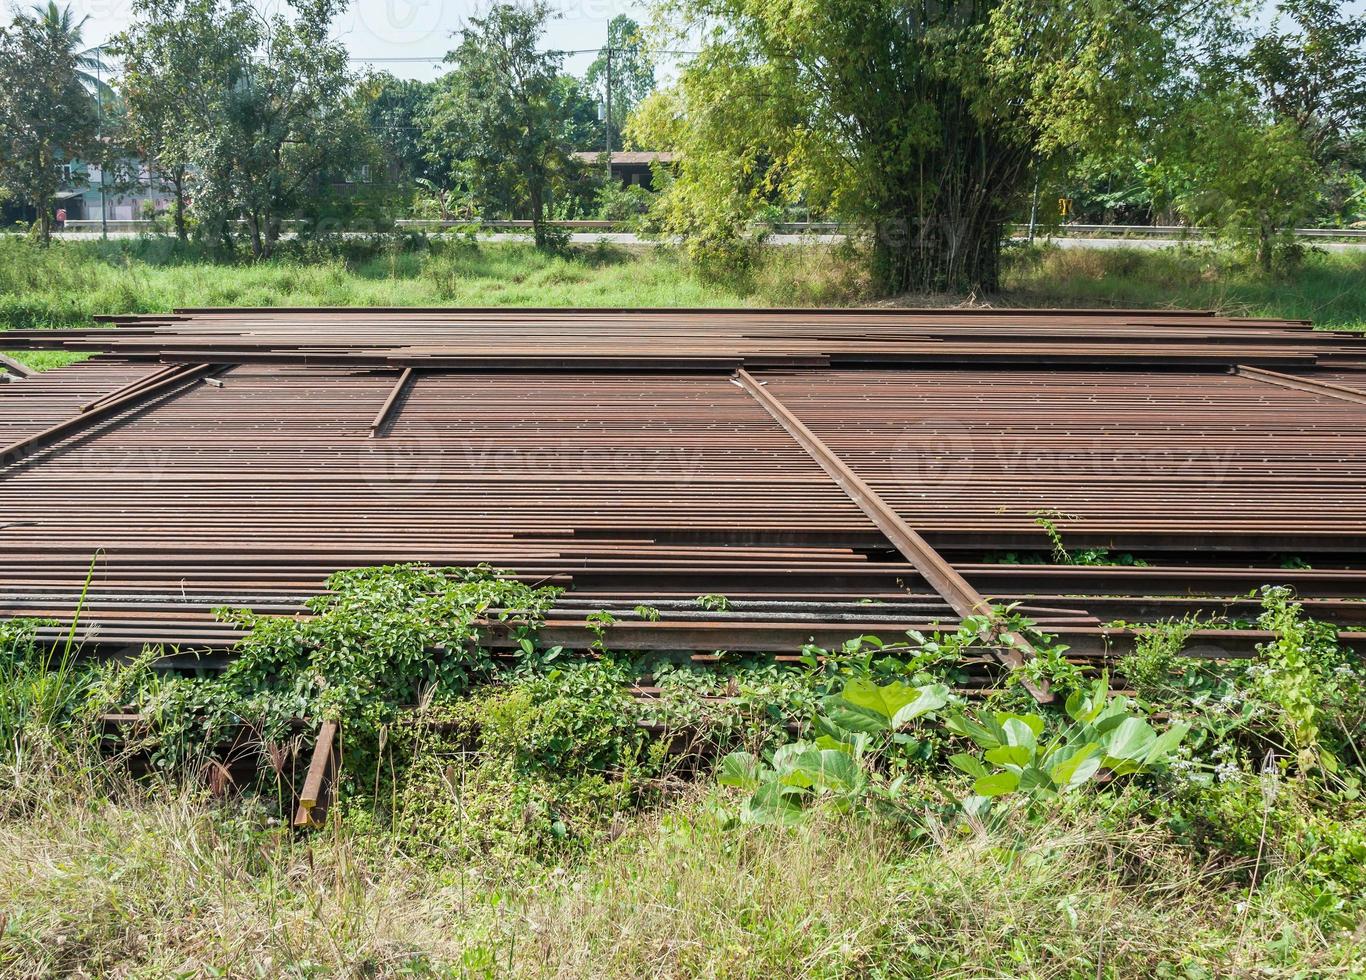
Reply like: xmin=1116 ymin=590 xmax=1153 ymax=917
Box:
xmin=0 ymin=156 xmax=168 ymax=227
xmin=571 ymin=151 xmax=676 ymax=190
xmin=74 ymin=159 xmax=167 ymax=222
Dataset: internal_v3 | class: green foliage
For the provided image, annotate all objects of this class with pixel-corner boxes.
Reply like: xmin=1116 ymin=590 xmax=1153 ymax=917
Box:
xmin=3 ymin=558 xmax=1366 ymax=971
xmin=634 ymin=0 xmax=1210 ymax=293
xmin=425 ymin=2 xmax=595 ymax=249
xmin=594 ymin=181 xmax=656 ymax=225
xmin=215 ymin=563 xmax=560 ymax=740
xmin=1003 ymin=245 xmax=1366 ymax=336
xmin=0 ymin=2 xmax=99 ymax=243
xmin=1168 ymin=96 xmax=1320 ymax=272
xmin=480 ymin=661 xmax=646 ymax=778
xmin=361 ymin=73 xmax=439 ymax=185
xmin=946 ymin=674 xmax=1189 ymax=809
xmin=383 ymin=662 xmax=653 ymax=865
xmin=585 ymin=15 xmax=655 ymax=152
xmin=1251 ymin=586 xmax=1362 ymax=773
xmin=1116 ymin=588 xmax=1364 ymax=781
xmin=1031 ymin=509 xmax=1149 ymax=566
xmin=641 ymin=657 xmax=821 ymax=756
xmin=718 ymin=677 xmax=950 ymax=825
xmin=112 ymin=0 xmax=369 ymax=259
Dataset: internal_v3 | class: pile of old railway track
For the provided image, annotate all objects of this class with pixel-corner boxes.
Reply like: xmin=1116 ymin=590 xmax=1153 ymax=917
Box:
xmin=3 ymin=306 xmax=1366 ymax=705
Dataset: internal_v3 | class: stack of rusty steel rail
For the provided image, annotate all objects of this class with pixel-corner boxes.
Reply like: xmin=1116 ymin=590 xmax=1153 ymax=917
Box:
xmin=2 ymin=307 xmax=1365 ymax=699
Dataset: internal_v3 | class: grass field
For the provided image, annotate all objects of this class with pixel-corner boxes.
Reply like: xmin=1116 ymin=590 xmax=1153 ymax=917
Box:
xmin=6 ymin=765 xmax=1357 ymax=977
xmin=3 ymin=236 xmax=1364 ymax=371
xmin=1003 ymin=246 xmax=1366 ymax=334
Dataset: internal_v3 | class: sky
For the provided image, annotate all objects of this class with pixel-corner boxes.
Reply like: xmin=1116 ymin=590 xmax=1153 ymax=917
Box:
xmin=63 ymin=0 xmax=1366 ymax=84
xmin=67 ymin=0 xmax=657 ymax=81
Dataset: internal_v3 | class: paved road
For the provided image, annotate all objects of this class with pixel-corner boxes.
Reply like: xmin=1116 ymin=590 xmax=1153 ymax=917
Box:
xmin=33 ymin=230 xmax=1366 ymax=250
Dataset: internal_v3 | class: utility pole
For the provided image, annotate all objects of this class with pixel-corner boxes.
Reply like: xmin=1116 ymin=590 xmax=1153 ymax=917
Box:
xmin=95 ymin=46 xmax=108 ymax=240
xmin=1027 ymin=163 xmax=1040 ymax=244
xmin=603 ymin=43 xmax=613 ymax=178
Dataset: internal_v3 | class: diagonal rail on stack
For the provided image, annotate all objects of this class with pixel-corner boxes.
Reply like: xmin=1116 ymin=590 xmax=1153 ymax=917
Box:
xmin=733 ymin=368 xmax=1054 ymax=703
xmin=1233 ymin=364 xmax=1366 ymax=406
xmin=0 ymin=362 xmax=221 ymax=471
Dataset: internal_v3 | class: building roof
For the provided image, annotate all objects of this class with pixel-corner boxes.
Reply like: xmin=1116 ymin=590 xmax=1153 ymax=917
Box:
xmin=571 ymin=151 xmax=676 ymax=165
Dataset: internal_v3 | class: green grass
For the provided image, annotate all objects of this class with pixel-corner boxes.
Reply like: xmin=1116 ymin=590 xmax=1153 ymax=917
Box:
xmin=3 ymin=238 xmax=1364 ymax=373
xmin=1 ymin=576 xmax=1363 ymax=977
xmin=1003 ymin=245 xmax=1366 ymax=333
xmin=0 ymin=236 xmax=842 ymax=326
xmin=0 ymin=236 xmax=866 ymax=369
xmin=2 ymin=768 xmax=1360 ymax=977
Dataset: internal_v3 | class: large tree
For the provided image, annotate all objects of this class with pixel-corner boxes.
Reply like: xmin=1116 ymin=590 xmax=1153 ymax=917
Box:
xmin=114 ymin=0 xmax=363 ymax=257
xmin=110 ymin=0 xmax=233 ymax=242
xmin=1244 ymin=0 xmax=1366 ymax=166
xmin=363 ymin=73 xmax=438 ymax=183
xmin=0 ymin=2 xmax=99 ymax=243
xmin=1120 ymin=0 xmax=1366 ymax=269
xmin=633 ymin=0 xmax=1214 ymax=293
xmin=426 ymin=2 xmax=587 ymax=248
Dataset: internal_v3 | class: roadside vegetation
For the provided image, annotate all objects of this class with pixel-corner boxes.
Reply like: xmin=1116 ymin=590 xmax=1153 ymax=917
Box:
xmin=2 ymin=236 xmax=1365 ymax=373
xmin=1 ymin=565 xmax=1363 ymax=976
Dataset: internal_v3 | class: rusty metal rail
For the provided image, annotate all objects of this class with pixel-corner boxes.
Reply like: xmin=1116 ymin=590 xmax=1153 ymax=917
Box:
xmin=1 ymin=307 xmax=1364 ymax=679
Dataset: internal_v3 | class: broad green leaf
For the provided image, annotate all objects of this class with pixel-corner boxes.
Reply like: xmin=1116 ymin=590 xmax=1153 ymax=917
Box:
xmin=1142 ymin=723 xmax=1190 ymax=765
xmin=794 ymin=748 xmax=864 ymax=793
xmin=717 ymin=751 xmax=762 ymax=790
xmin=985 ymin=744 xmax=1032 ymax=768
xmin=1103 ymin=717 xmax=1157 ymax=761
xmin=834 ymin=679 xmax=948 ymax=731
xmin=771 ymin=742 xmax=811 ymax=773
xmin=741 ymin=782 xmax=807 ymax=826
xmin=821 ymin=695 xmax=891 ymax=735
xmin=974 ymin=771 xmax=1021 ymax=797
xmin=1002 ymin=716 xmax=1040 ymax=751
xmin=890 ymin=683 xmax=950 ymax=728
xmin=1017 ymin=765 xmax=1055 ymax=795
xmin=948 ymin=752 xmax=989 ymax=778
xmin=960 ymin=794 xmax=993 ymax=820
xmin=943 ymin=712 xmax=1005 ymax=749
xmin=1050 ymin=744 xmax=1102 ymax=791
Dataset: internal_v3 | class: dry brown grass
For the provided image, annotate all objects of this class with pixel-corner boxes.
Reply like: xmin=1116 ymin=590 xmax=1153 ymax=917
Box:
xmin=3 ymin=760 xmax=1362 ymax=979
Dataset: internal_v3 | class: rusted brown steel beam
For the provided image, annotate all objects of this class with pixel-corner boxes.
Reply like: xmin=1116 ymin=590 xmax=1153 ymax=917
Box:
xmin=79 ymin=363 xmax=192 ymax=413
xmin=369 ymin=367 xmax=414 ymax=437
xmin=0 ymin=363 xmax=219 ymax=470
xmin=293 ymin=719 xmax=338 ymax=829
xmin=2 ymin=310 xmax=1365 ymax=678
xmin=0 ymin=353 xmax=33 ymax=378
xmin=1233 ymin=364 xmax=1366 ymax=407
xmin=9 ymin=306 xmax=1362 ymax=371
xmin=733 ymin=368 xmax=1052 ymax=702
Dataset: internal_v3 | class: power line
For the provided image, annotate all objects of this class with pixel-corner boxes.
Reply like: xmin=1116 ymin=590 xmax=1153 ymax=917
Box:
xmin=345 ymin=48 xmax=698 ymax=65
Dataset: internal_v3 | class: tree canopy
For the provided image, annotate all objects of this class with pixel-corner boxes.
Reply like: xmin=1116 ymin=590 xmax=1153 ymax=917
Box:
xmin=113 ymin=0 xmax=369 ymax=257
xmin=0 ymin=2 xmax=99 ymax=242
xmin=631 ymin=0 xmax=1276 ymax=292
xmin=425 ymin=1 xmax=593 ymax=247
xmin=586 ymin=15 xmax=656 ymax=153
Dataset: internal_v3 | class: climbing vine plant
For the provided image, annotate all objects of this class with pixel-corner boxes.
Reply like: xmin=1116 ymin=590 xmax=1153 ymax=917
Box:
xmin=212 ymin=563 xmax=562 ymax=741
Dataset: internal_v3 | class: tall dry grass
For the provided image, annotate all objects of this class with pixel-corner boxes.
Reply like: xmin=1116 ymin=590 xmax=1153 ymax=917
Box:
xmin=3 ymin=754 xmax=1361 ymax=978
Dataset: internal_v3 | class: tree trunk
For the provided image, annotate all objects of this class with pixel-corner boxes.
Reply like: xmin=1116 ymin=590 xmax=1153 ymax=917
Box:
xmin=529 ymin=179 xmax=547 ymax=250
xmin=872 ymin=212 xmax=1006 ymax=295
xmin=248 ymin=214 xmax=265 ymax=260
xmin=172 ymin=168 xmax=188 ymax=243
xmin=35 ymin=145 xmax=52 ymax=246
xmin=1257 ymin=219 xmax=1273 ymax=274
xmin=866 ymin=106 xmax=1029 ymax=297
